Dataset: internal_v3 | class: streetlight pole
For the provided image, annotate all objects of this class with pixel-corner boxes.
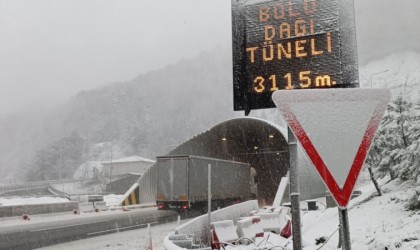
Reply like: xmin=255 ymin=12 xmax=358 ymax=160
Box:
xmin=59 ymin=145 xmax=64 ymax=193
xmin=109 ymin=142 xmax=113 ymax=183
xmin=370 ymin=70 xmax=388 ymax=88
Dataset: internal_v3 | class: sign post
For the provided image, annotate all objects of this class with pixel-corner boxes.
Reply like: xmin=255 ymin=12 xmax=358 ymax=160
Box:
xmin=273 ymin=88 xmax=391 ymax=249
xmin=339 ymin=208 xmax=351 ymax=250
xmin=288 ymin=127 xmax=302 ymax=250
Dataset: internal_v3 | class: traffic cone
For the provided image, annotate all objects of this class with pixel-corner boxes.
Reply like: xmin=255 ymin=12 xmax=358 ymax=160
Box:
xmin=146 ymin=223 xmax=153 ymax=250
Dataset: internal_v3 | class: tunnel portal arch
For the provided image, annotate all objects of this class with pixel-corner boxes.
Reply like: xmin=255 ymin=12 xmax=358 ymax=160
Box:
xmin=168 ymin=118 xmax=290 ymax=202
xmin=136 ymin=117 xmax=326 ymax=205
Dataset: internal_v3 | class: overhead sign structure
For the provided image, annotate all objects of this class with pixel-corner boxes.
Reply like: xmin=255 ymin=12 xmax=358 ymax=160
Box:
xmin=232 ymin=0 xmax=359 ymax=115
xmin=272 ymin=88 xmax=391 ymax=208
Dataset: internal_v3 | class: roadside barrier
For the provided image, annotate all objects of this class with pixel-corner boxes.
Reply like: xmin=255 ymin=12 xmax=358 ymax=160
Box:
xmin=94 ymin=201 xmax=107 ymax=211
xmin=79 ymin=202 xmax=95 ymax=213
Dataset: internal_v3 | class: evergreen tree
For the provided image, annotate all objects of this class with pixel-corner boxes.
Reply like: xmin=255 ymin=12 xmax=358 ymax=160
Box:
xmin=393 ymin=104 xmax=420 ymax=182
xmin=367 ymin=95 xmax=413 ymax=180
xmin=25 ymin=132 xmax=86 ymax=181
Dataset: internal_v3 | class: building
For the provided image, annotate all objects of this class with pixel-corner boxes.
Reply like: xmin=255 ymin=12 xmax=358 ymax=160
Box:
xmin=102 ymin=156 xmax=155 ymax=179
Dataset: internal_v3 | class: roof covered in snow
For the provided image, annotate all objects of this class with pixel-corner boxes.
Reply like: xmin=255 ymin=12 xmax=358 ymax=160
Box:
xmin=102 ymin=156 xmax=155 ymax=164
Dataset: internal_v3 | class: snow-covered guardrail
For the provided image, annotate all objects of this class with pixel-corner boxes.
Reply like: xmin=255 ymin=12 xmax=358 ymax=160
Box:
xmin=0 ymin=201 xmax=79 ymax=217
xmin=0 ymin=179 xmax=77 ymax=193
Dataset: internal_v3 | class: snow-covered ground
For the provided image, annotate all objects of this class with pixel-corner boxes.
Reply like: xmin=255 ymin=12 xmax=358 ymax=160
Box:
xmin=104 ymin=194 xmax=125 ymax=206
xmin=0 ymin=194 xmax=124 ymax=207
xmin=32 ymin=177 xmax=420 ymax=250
xmin=51 ymin=179 xmax=106 ymax=195
xmin=0 ymin=196 xmax=69 ymax=206
xmin=303 ymin=179 xmax=420 ymax=250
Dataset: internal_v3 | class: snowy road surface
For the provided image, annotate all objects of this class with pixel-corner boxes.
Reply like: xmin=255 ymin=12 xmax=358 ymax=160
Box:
xmin=3 ymin=177 xmax=420 ymax=250
xmin=0 ymin=207 xmax=177 ymax=249
xmin=38 ymin=219 xmax=188 ymax=250
xmin=45 ymin=179 xmax=419 ymax=250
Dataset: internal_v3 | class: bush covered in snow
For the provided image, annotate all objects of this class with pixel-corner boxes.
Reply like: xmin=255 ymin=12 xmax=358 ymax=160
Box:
xmin=406 ymin=186 xmax=420 ymax=211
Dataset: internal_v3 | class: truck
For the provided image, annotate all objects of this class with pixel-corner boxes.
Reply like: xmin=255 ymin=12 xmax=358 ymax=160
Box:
xmin=156 ymin=155 xmax=254 ymax=211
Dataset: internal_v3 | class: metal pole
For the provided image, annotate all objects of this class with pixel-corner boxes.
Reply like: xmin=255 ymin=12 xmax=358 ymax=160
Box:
xmin=59 ymin=146 xmax=63 ymax=193
xmin=288 ymin=127 xmax=302 ymax=250
xmin=339 ymin=208 xmax=351 ymax=250
xmin=109 ymin=142 xmax=113 ymax=183
xmin=207 ymin=164 xmax=212 ymax=247
xmin=338 ymin=208 xmax=343 ymax=249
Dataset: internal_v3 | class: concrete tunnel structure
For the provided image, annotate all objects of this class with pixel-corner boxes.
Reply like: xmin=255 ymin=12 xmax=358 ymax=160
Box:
xmin=122 ymin=117 xmax=326 ymax=206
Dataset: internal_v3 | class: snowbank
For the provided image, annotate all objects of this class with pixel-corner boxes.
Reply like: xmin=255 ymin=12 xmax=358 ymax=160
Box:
xmin=0 ymin=196 xmax=69 ymax=206
xmin=51 ymin=180 xmax=105 ymax=195
xmin=302 ymin=179 xmax=420 ymax=249
xmin=103 ymin=194 xmax=125 ymax=206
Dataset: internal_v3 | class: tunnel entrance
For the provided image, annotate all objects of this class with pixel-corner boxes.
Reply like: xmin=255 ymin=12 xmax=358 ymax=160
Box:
xmin=168 ymin=118 xmax=290 ymax=204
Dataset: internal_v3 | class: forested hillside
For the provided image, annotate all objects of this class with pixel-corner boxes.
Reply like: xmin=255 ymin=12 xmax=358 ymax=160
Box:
xmin=0 ymin=47 xmax=246 ymax=181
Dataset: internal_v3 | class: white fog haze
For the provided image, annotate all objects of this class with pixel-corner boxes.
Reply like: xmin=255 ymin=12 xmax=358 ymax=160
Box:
xmin=0 ymin=0 xmax=232 ymax=116
xmin=1 ymin=1 xmax=420 ymax=249
xmin=1 ymin=0 xmax=420 ymax=116
xmin=0 ymin=0 xmax=420 ymax=182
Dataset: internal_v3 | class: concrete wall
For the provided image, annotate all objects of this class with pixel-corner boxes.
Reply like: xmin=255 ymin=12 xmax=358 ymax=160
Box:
xmin=0 ymin=201 xmax=79 ymax=218
xmin=106 ymin=174 xmax=140 ymax=194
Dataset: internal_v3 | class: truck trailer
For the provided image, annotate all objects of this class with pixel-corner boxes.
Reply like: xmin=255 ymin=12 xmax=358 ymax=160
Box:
xmin=156 ymin=155 xmax=253 ymax=211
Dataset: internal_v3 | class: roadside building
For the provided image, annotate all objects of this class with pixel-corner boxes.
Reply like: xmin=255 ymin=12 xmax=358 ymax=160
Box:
xmin=102 ymin=156 xmax=155 ymax=179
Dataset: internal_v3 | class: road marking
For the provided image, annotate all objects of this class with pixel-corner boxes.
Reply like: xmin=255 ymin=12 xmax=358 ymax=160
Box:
xmin=30 ymin=222 xmax=93 ymax=232
xmin=86 ymin=222 xmax=157 ymax=236
xmin=87 ymin=228 xmax=118 ymax=236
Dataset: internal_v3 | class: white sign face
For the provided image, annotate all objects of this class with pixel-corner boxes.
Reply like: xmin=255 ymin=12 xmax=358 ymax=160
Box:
xmin=272 ymin=88 xmax=391 ymax=208
xmin=290 ymin=101 xmax=375 ymax=188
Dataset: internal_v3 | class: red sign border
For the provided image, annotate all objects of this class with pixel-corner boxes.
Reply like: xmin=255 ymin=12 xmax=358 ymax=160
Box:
xmin=273 ymin=89 xmax=391 ymax=208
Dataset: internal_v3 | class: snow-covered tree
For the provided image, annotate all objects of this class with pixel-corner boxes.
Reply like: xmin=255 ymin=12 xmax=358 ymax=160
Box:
xmin=25 ymin=132 xmax=86 ymax=181
xmin=393 ymin=104 xmax=420 ymax=182
xmin=368 ymin=95 xmax=414 ymax=180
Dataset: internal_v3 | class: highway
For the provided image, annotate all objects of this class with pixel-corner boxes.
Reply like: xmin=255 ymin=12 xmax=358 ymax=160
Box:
xmin=0 ymin=207 xmax=178 ymax=250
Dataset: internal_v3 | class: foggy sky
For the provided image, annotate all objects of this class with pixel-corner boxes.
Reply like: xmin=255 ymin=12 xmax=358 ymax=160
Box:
xmin=1 ymin=0 xmax=420 ymax=116
xmin=0 ymin=0 xmax=231 ymax=116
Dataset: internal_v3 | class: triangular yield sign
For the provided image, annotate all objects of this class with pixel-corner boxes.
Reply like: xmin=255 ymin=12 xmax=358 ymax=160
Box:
xmin=272 ymin=89 xmax=391 ymax=208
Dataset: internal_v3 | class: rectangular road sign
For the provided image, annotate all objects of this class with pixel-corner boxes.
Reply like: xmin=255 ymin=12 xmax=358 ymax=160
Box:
xmin=232 ymin=0 xmax=359 ymax=115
